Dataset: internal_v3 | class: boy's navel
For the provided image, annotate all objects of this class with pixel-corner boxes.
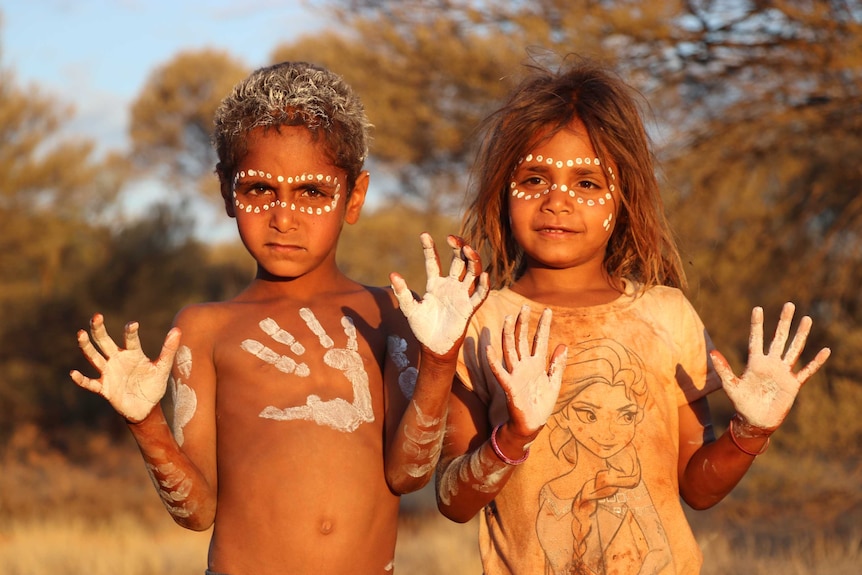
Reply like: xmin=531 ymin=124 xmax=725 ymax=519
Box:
xmin=319 ymin=518 xmax=334 ymax=535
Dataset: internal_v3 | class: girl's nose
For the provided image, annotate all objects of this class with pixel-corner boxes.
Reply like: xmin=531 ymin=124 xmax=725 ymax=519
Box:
xmin=540 ymin=183 xmax=575 ymax=214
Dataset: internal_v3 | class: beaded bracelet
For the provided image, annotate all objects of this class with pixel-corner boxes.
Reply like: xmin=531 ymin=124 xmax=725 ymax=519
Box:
xmin=728 ymin=416 xmax=770 ymax=456
xmin=490 ymin=423 xmax=530 ymax=465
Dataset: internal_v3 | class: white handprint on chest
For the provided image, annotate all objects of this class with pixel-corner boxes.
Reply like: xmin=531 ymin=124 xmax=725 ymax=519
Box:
xmin=241 ymin=308 xmax=375 ymax=433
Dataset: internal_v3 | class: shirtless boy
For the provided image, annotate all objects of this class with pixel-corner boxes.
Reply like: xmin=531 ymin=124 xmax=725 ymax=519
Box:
xmin=70 ymin=61 xmax=488 ymax=575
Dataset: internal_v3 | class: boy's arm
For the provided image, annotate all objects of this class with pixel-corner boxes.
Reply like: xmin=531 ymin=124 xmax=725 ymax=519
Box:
xmin=678 ymin=302 xmax=831 ymax=509
xmin=436 ymin=306 xmax=567 ymax=522
xmin=384 ymin=233 xmax=489 ymax=493
xmin=71 ymin=313 xmax=218 ymax=530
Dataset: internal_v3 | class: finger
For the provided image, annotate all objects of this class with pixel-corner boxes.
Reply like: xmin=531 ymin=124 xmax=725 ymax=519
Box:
xmin=462 ymin=243 xmax=483 ymax=279
xmin=709 ymin=349 xmax=738 ymax=388
xmin=469 ymin=272 xmax=491 ymax=310
xmin=501 ymin=313 xmax=518 ymax=372
xmin=533 ymin=308 xmax=552 ymax=358
xmin=76 ymin=329 xmax=107 ymax=372
xmin=89 ymin=314 xmax=120 ymax=357
xmin=515 ymin=305 xmax=531 ymax=360
xmin=390 ymin=273 xmax=419 ymax=317
xmin=748 ymin=306 xmax=765 ymax=358
xmin=124 ymin=321 xmax=142 ymax=352
xmin=419 ymin=232 xmax=442 ymax=288
xmin=486 ymin=344 xmax=512 ymax=395
xmin=69 ymin=369 xmax=103 ymax=394
xmin=767 ymin=302 xmax=795 ymax=357
xmin=155 ymin=327 xmax=182 ymax=374
xmin=782 ymin=315 xmax=812 ymax=365
xmin=445 ymin=235 xmax=467 ymax=280
xmin=794 ymin=347 xmax=831 ymax=385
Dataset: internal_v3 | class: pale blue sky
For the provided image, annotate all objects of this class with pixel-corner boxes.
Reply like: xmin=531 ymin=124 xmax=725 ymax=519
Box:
xmin=1 ymin=0 xmax=328 ymax=241
xmin=1 ymin=0 xmax=326 ymax=152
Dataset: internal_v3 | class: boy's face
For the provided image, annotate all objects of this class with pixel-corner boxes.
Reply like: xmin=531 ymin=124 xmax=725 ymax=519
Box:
xmin=229 ymin=126 xmax=367 ymax=280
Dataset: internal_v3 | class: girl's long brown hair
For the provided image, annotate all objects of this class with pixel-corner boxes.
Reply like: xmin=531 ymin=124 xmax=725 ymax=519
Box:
xmin=461 ymin=57 xmax=685 ymax=291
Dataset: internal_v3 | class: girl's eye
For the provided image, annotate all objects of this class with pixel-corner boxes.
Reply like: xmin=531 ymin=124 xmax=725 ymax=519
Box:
xmin=574 ymin=180 xmax=604 ymax=194
xmin=522 ymin=176 xmax=548 ymax=187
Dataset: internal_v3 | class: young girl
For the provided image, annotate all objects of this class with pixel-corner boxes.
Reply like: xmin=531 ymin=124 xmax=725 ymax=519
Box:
xmin=435 ymin=58 xmax=831 ymax=575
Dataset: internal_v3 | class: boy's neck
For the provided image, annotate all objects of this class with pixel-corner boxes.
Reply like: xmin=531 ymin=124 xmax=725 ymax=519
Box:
xmin=244 ymin=264 xmax=361 ymax=303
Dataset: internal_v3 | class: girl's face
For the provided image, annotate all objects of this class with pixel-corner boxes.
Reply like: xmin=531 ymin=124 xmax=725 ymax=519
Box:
xmin=507 ymin=118 xmax=619 ymax=274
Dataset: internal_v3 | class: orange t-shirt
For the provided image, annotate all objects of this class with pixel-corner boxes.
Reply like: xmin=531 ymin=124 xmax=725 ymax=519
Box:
xmin=456 ymin=283 xmax=722 ymax=575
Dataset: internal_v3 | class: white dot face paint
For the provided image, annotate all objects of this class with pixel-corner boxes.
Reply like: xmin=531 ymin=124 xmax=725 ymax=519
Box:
xmin=245 ymin=309 xmax=375 ymax=433
xmin=169 ymin=345 xmax=197 ymax=447
xmin=232 ymin=168 xmax=341 ymax=217
xmin=509 ymin=153 xmax=617 ymax=234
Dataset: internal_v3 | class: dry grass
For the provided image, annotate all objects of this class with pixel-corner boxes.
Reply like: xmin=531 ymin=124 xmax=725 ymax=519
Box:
xmin=1 ymin=425 xmax=860 ymax=574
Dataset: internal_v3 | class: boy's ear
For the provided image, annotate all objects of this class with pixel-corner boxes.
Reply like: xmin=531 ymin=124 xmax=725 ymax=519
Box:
xmin=344 ymin=170 xmax=369 ymax=225
xmin=217 ymin=164 xmax=237 ymax=218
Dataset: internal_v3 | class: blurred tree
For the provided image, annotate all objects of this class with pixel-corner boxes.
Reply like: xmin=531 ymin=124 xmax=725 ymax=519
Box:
xmin=271 ymin=13 xmax=522 ymax=214
xmin=128 ymin=49 xmax=249 ymax=199
xmin=337 ymin=201 xmax=459 ymax=288
xmin=0 ymin=58 xmax=131 ymax=437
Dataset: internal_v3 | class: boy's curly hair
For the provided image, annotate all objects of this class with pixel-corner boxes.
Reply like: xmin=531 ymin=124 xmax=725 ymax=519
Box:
xmin=213 ymin=61 xmax=372 ymax=193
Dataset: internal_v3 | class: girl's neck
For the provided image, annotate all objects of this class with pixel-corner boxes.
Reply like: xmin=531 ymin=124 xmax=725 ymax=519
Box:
xmin=510 ymin=265 xmax=624 ymax=309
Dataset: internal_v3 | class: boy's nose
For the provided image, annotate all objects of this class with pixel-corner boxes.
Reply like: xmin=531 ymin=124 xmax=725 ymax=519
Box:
xmin=268 ymin=200 xmax=299 ymax=231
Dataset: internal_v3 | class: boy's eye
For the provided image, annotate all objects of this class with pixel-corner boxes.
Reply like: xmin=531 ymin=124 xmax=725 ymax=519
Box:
xmin=247 ymin=184 xmax=274 ymax=197
xmin=300 ymin=186 xmax=329 ymax=200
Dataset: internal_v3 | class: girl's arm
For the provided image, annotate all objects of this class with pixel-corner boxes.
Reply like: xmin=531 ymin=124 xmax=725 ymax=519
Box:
xmin=436 ymin=306 xmax=567 ymax=523
xmin=71 ymin=312 xmax=218 ymax=530
xmin=384 ymin=233 xmax=489 ymax=494
xmin=678 ymin=302 xmax=830 ymax=509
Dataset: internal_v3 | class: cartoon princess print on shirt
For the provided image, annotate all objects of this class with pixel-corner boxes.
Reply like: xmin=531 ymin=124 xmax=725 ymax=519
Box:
xmin=536 ymin=338 xmax=673 ymax=575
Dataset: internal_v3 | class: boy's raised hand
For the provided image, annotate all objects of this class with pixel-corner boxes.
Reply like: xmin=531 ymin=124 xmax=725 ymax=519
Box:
xmin=391 ymin=232 xmax=489 ymax=357
xmin=488 ymin=306 xmax=567 ymax=435
xmin=70 ymin=314 xmax=181 ymax=423
xmin=710 ymin=302 xmax=831 ymax=432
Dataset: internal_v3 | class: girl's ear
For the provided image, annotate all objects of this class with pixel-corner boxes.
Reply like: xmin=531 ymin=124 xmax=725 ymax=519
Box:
xmin=217 ymin=163 xmax=237 ymax=218
xmin=344 ymin=170 xmax=369 ymax=225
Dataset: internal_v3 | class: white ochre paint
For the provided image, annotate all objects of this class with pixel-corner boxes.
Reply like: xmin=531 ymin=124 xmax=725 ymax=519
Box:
xmin=145 ymin=461 xmax=193 ymax=519
xmin=169 ymin=345 xmax=197 ymax=446
xmin=252 ymin=309 xmax=375 ymax=432
xmin=242 ymin=318 xmax=311 ymax=377
xmin=232 ymin=170 xmax=341 ymax=215
xmin=438 ymin=429 xmax=510 ymax=506
xmin=388 ymin=335 xmax=418 ymax=399
xmin=402 ymin=403 xmax=445 ymax=478
xmin=392 ymin=233 xmax=489 ymax=356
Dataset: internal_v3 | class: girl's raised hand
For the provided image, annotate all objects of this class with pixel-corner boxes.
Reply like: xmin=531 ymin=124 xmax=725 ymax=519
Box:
xmin=709 ymin=302 xmax=831 ymax=432
xmin=487 ymin=306 xmax=568 ymax=436
xmin=70 ymin=314 xmax=181 ymax=423
xmin=391 ymin=232 xmax=490 ymax=357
